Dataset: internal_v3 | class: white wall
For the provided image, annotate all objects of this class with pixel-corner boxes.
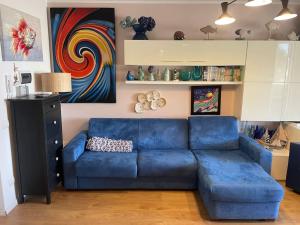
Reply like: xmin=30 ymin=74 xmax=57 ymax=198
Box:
xmin=0 ymin=0 xmax=51 ymax=215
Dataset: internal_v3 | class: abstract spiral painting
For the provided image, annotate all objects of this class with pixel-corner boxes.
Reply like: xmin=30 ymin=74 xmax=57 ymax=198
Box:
xmin=50 ymin=8 xmax=116 ymax=103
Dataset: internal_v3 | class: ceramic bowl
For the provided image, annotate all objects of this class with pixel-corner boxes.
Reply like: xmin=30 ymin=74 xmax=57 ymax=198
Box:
xmin=180 ymin=71 xmax=191 ymax=81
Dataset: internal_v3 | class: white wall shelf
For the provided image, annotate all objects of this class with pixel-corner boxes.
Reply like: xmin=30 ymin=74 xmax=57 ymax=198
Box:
xmin=125 ymin=80 xmax=243 ymax=86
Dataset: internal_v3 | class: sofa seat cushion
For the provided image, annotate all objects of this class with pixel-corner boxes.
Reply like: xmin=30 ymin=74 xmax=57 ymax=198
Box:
xmin=138 ymin=150 xmax=197 ymax=178
xmin=194 ymin=150 xmax=284 ymax=203
xmin=75 ymin=151 xmax=137 ymax=178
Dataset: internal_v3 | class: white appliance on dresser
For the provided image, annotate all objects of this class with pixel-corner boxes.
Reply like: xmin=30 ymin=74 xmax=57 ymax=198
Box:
xmin=271 ymin=122 xmax=300 ymax=180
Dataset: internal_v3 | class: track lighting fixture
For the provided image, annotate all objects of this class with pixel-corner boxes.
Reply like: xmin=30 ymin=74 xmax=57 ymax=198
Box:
xmin=274 ymin=0 xmax=297 ymax=21
xmin=245 ymin=0 xmax=272 ymax=7
xmin=215 ymin=2 xmax=236 ymax=25
xmin=215 ymin=0 xmax=297 ymax=26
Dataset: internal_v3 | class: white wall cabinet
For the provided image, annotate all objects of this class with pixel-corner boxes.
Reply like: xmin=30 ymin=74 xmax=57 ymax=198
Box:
xmin=244 ymin=41 xmax=289 ymax=83
xmin=241 ymin=83 xmax=286 ymax=121
xmin=124 ymin=40 xmax=247 ymax=66
xmin=281 ymin=83 xmax=300 ymax=121
xmin=240 ymin=41 xmax=300 ymax=122
xmin=280 ymin=42 xmax=300 ymax=121
xmin=286 ymin=42 xmax=300 ymax=83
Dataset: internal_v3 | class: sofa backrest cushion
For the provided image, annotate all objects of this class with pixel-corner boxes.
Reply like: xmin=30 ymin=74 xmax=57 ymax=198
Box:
xmin=88 ymin=119 xmax=139 ymax=150
xmin=189 ymin=116 xmax=239 ymax=150
xmin=139 ymin=119 xmax=188 ymax=150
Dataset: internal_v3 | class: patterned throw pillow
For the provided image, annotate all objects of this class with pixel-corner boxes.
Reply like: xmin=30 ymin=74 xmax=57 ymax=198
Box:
xmin=86 ymin=137 xmax=133 ymax=153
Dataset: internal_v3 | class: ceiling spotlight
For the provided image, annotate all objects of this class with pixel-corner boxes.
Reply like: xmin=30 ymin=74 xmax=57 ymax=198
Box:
xmin=245 ymin=0 xmax=272 ymax=7
xmin=274 ymin=0 xmax=298 ymax=21
xmin=215 ymin=2 xmax=236 ymax=26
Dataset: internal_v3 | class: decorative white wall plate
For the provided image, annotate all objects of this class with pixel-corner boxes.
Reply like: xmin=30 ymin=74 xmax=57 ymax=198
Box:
xmin=134 ymin=90 xmax=166 ymax=113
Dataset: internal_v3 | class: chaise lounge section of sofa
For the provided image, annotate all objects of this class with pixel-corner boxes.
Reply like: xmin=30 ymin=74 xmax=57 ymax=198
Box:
xmin=189 ymin=116 xmax=284 ymax=220
xmin=62 ymin=116 xmax=284 ymax=220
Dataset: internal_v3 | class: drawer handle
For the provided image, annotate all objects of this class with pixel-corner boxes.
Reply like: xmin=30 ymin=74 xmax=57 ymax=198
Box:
xmin=56 ymin=173 xmax=60 ymax=177
xmin=51 ymin=104 xmax=56 ymax=109
xmin=56 ymin=157 xmax=59 ymax=161
xmin=53 ymin=120 xmax=57 ymax=125
xmin=54 ymin=140 xmax=58 ymax=145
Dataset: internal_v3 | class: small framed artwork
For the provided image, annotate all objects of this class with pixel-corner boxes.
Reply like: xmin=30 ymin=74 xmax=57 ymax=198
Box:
xmin=0 ymin=4 xmax=43 ymax=61
xmin=191 ymin=86 xmax=221 ymax=115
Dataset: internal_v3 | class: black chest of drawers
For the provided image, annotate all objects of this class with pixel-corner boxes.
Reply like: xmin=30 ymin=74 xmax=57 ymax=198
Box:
xmin=8 ymin=95 xmax=63 ymax=204
xmin=286 ymin=143 xmax=300 ymax=193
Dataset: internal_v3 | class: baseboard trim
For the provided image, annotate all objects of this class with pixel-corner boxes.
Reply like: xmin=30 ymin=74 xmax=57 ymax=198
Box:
xmin=0 ymin=210 xmax=7 ymax=216
xmin=5 ymin=198 xmax=17 ymax=215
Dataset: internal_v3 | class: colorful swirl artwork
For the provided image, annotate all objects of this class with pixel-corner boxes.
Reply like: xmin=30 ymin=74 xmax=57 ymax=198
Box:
xmin=50 ymin=8 xmax=116 ymax=103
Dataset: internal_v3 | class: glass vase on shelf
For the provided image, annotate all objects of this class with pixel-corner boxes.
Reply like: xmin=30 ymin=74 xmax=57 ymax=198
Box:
xmin=219 ymin=67 xmax=226 ymax=81
xmin=155 ymin=69 xmax=161 ymax=81
xmin=148 ymin=66 xmax=155 ymax=81
xmin=192 ymin=66 xmax=202 ymax=81
xmin=132 ymin=24 xmax=148 ymax=40
xmin=138 ymin=66 xmax=145 ymax=81
xmin=172 ymin=69 xmax=180 ymax=81
xmin=163 ymin=68 xmax=171 ymax=81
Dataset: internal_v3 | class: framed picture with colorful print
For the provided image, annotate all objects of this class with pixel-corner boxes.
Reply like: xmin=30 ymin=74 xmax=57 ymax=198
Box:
xmin=191 ymin=86 xmax=221 ymax=115
xmin=0 ymin=4 xmax=43 ymax=61
xmin=49 ymin=8 xmax=116 ymax=103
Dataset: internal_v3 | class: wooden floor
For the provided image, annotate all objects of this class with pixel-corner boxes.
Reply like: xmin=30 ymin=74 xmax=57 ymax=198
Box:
xmin=0 ymin=183 xmax=300 ymax=225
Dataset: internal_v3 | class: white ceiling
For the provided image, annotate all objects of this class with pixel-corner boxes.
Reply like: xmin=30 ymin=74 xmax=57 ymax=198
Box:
xmin=47 ymin=0 xmax=300 ymax=4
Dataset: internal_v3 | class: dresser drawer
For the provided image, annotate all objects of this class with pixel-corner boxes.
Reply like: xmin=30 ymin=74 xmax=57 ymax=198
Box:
xmin=45 ymin=109 xmax=62 ymax=139
xmin=44 ymin=100 xmax=60 ymax=113
xmin=48 ymin=154 xmax=62 ymax=190
xmin=47 ymin=144 xmax=62 ymax=190
xmin=47 ymin=134 xmax=62 ymax=155
xmin=48 ymin=151 xmax=61 ymax=173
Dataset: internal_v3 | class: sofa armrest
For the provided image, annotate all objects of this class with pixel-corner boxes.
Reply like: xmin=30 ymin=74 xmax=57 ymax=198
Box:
xmin=239 ymin=133 xmax=272 ymax=174
xmin=63 ymin=130 xmax=87 ymax=189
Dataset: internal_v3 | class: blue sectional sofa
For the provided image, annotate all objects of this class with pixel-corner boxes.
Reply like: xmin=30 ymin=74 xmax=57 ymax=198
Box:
xmin=63 ymin=116 xmax=284 ymax=220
